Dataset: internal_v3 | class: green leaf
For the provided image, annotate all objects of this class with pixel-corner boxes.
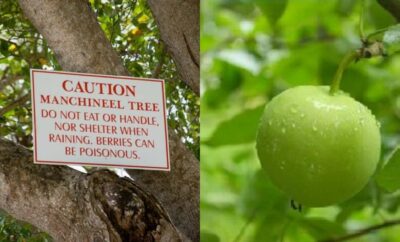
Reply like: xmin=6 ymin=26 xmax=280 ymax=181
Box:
xmin=252 ymin=211 xmax=288 ymax=242
xmin=299 ymin=217 xmax=345 ymax=241
xmin=217 ymin=50 xmax=261 ymax=75
xmin=200 ymin=231 xmax=220 ymax=242
xmin=336 ymin=181 xmax=376 ymax=223
xmin=335 ymin=0 xmax=356 ymax=16
xmin=255 ymin=0 xmax=288 ymax=26
xmin=369 ymin=0 xmax=396 ymax=29
xmin=218 ymin=61 xmax=243 ymax=92
xmin=239 ymin=170 xmax=287 ymax=217
xmin=203 ymin=105 xmax=264 ymax=146
xmin=376 ymin=146 xmax=400 ymax=192
xmin=383 ymin=25 xmax=400 ymax=44
xmin=383 ymin=24 xmax=400 ymax=55
xmin=380 ymin=193 xmax=400 ymax=214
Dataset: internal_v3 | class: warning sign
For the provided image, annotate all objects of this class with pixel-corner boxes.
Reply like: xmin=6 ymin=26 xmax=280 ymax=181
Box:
xmin=30 ymin=69 xmax=170 ymax=171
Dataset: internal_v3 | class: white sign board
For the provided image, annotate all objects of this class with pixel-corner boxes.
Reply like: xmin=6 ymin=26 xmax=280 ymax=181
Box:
xmin=30 ymin=69 xmax=170 ymax=171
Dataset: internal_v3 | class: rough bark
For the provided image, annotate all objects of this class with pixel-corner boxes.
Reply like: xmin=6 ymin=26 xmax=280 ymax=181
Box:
xmin=12 ymin=0 xmax=199 ymax=241
xmin=128 ymin=128 xmax=200 ymax=242
xmin=0 ymin=138 xmax=180 ymax=241
xmin=140 ymin=6 xmax=201 ymax=238
xmin=148 ymin=0 xmax=200 ymax=95
xmin=19 ymin=0 xmax=128 ymax=76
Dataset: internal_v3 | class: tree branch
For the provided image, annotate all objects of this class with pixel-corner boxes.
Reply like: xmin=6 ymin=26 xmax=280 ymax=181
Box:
xmin=0 ymin=138 xmax=180 ymax=241
xmin=0 ymin=93 xmax=30 ymax=117
xmin=320 ymin=219 xmax=400 ymax=242
xmin=127 ymin=127 xmax=200 ymax=242
xmin=148 ymin=0 xmax=200 ymax=95
xmin=378 ymin=0 xmax=400 ymax=21
xmin=0 ymin=75 xmax=24 ymax=93
xmin=152 ymin=45 xmax=166 ymax=79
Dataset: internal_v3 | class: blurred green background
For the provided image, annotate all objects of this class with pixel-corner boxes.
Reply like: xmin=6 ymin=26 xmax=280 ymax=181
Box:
xmin=201 ymin=0 xmax=400 ymax=241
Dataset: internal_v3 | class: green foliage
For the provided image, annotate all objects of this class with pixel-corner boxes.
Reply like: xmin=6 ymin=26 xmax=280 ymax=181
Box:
xmin=0 ymin=212 xmax=52 ymax=242
xmin=200 ymin=231 xmax=220 ymax=242
xmin=382 ymin=24 xmax=400 ymax=55
xmin=201 ymin=0 xmax=400 ymax=241
xmin=376 ymin=146 xmax=400 ymax=193
xmin=255 ymin=0 xmax=288 ymax=27
xmin=0 ymin=0 xmax=41 ymax=147
xmin=204 ymin=105 xmax=263 ymax=146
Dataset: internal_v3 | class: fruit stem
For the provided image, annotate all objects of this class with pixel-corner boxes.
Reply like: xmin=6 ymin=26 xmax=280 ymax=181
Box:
xmin=329 ymin=51 xmax=361 ymax=95
xmin=359 ymin=0 xmax=366 ymax=41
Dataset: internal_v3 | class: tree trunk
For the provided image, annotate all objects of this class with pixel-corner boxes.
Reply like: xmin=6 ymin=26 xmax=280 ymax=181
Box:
xmin=0 ymin=138 xmax=180 ymax=241
xmin=0 ymin=0 xmax=201 ymax=241
xmin=138 ymin=3 xmax=201 ymax=238
xmin=147 ymin=0 xmax=200 ymax=95
xmin=127 ymin=128 xmax=200 ymax=242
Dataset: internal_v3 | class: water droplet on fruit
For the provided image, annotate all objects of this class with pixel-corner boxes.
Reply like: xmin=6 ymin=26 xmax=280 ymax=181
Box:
xmin=376 ymin=121 xmax=381 ymax=128
xmin=272 ymin=143 xmax=277 ymax=152
xmin=358 ymin=104 xmax=366 ymax=114
xmin=280 ymin=160 xmax=286 ymax=170
xmin=290 ymin=107 xmax=298 ymax=114
xmin=268 ymin=120 xmax=273 ymax=126
xmin=292 ymin=123 xmax=296 ymax=128
xmin=359 ymin=118 xmax=365 ymax=126
xmin=354 ymin=127 xmax=358 ymax=132
xmin=309 ymin=163 xmax=316 ymax=175
xmin=312 ymin=125 xmax=317 ymax=132
xmin=281 ymin=128 xmax=286 ymax=133
xmin=300 ymin=113 xmax=305 ymax=118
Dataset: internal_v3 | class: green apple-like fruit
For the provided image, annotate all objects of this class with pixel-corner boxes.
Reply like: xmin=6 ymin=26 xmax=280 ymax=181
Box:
xmin=256 ymin=86 xmax=380 ymax=207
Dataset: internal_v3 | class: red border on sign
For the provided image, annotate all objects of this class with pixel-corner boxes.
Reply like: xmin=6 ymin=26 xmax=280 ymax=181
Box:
xmin=31 ymin=69 xmax=170 ymax=171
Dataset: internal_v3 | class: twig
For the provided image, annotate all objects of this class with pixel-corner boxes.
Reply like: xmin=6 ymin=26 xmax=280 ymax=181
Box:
xmin=0 ymin=75 xmax=24 ymax=93
xmin=330 ymin=41 xmax=386 ymax=95
xmin=0 ymin=94 xmax=30 ymax=117
xmin=320 ymin=219 xmax=400 ymax=242
xmin=359 ymin=0 xmax=366 ymax=41
xmin=152 ymin=45 xmax=166 ymax=79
